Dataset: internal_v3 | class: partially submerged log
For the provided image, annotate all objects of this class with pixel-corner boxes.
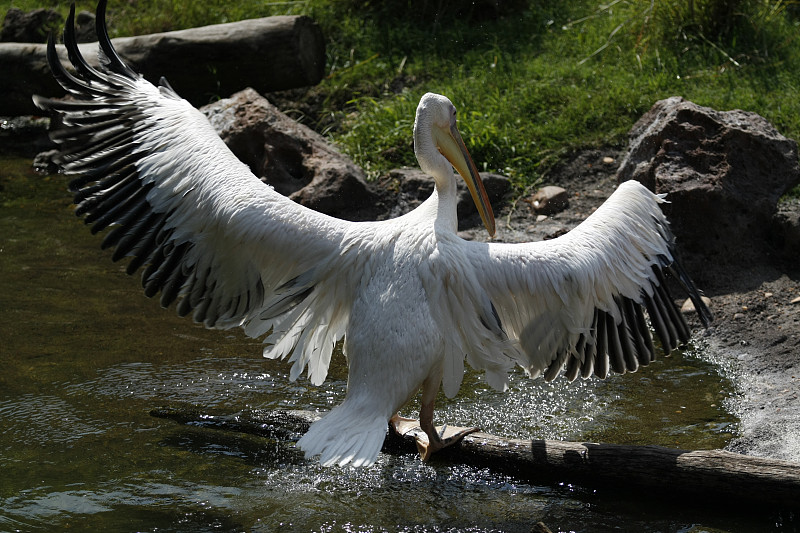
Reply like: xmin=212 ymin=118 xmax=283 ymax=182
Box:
xmin=152 ymin=407 xmax=800 ymax=510
xmin=0 ymin=15 xmax=325 ymax=116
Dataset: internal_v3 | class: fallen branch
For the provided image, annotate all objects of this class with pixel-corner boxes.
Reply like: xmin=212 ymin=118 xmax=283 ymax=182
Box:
xmin=151 ymin=407 xmax=800 ymax=510
xmin=1 ymin=15 xmax=325 ymax=116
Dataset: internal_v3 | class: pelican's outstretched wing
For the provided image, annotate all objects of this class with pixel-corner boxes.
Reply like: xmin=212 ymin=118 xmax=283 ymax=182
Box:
xmin=34 ymin=2 xmax=360 ymax=384
xmin=437 ymin=181 xmax=712 ymax=395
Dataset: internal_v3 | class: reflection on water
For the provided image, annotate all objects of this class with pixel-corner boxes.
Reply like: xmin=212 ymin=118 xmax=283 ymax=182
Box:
xmin=0 ymin=155 xmax=786 ymax=531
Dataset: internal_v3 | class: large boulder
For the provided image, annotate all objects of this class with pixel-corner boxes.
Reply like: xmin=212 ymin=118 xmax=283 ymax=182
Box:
xmin=617 ymin=96 xmax=800 ymax=264
xmin=201 ymin=88 xmax=382 ymax=221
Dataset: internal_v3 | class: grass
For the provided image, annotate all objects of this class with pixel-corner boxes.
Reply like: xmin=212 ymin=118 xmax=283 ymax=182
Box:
xmin=3 ymin=0 xmax=799 ymax=192
xmin=324 ymin=0 xmax=800 ymax=194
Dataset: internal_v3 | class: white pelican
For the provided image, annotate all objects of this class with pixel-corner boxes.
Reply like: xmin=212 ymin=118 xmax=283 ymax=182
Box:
xmin=36 ymin=1 xmax=712 ymax=467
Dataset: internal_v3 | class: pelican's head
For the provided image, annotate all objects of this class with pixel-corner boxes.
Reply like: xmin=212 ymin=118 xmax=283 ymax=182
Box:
xmin=414 ymin=93 xmax=496 ymax=237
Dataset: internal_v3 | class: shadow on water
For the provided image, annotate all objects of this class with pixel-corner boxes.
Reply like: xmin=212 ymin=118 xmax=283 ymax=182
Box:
xmin=1 ymin=153 xmax=796 ymax=531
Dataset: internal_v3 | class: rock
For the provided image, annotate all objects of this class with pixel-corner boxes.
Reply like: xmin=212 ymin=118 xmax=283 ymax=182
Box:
xmin=769 ymin=198 xmax=800 ymax=262
xmin=201 ymin=88 xmax=381 ymax=221
xmin=377 ymin=168 xmax=510 ymax=229
xmin=1 ymin=115 xmax=53 ymax=157
xmin=74 ymin=11 xmax=96 ymax=43
xmin=457 ymin=171 xmax=511 ymax=223
xmin=527 ymin=185 xmax=568 ymax=215
xmin=381 ymin=168 xmax=438 ymax=207
xmin=32 ymin=149 xmax=59 ymax=174
xmin=681 ymin=296 xmax=712 ymax=314
xmin=1 ymin=15 xmax=325 ymax=116
xmin=1 ymin=8 xmax=62 ymax=43
xmin=617 ymin=96 xmax=800 ymax=265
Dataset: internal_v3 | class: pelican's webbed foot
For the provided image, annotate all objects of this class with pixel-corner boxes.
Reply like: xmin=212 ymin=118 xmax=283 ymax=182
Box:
xmin=417 ymin=423 xmax=479 ymax=461
xmin=390 ymin=414 xmax=478 ymax=461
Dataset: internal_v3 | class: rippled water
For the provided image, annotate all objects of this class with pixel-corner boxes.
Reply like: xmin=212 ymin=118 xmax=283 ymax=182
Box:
xmin=0 ymin=155 xmax=787 ymax=531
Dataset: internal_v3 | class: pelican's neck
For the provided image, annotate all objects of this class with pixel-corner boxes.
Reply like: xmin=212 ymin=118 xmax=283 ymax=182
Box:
xmin=414 ymin=114 xmax=460 ymax=234
xmin=416 ymin=182 xmax=456 ymax=236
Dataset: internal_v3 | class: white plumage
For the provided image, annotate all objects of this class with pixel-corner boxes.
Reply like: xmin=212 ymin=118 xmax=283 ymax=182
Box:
xmin=36 ymin=1 xmax=712 ymax=468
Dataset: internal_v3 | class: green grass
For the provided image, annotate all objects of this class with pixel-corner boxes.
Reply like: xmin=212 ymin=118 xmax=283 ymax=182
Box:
xmin=323 ymin=1 xmax=800 ymax=193
xmin=3 ymin=0 xmax=799 ymax=192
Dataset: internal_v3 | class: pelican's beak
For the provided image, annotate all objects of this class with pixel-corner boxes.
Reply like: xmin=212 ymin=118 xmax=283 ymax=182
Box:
xmin=436 ymin=123 xmax=496 ymax=237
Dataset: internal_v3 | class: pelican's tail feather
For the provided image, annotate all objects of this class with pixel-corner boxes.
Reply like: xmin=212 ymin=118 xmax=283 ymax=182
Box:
xmin=297 ymin=405 xmax=387 ymax=467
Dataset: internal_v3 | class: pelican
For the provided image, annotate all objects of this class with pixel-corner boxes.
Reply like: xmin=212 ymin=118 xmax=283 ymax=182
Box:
xmin=36 ymin=1 xmax=712 ymax=467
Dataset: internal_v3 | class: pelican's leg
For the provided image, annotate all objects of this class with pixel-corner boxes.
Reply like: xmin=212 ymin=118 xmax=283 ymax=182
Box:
xmin=389 ymin=369 xmax=479 ymax=461
xmin=416 ymin=370 xmax=478 ymax=461
xmin=416 ymin=402 xmax=478 ymax=460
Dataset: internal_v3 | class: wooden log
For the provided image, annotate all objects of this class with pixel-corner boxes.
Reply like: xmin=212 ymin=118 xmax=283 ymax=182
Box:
xmin=151 ymin=407 xmax=800 ymax=510
xmin=0 ymin=15 xmax=325 ymax=116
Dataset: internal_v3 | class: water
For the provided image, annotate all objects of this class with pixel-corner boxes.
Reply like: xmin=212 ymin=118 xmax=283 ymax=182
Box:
xmin=0 ymin=155 xmax=789 ymax=531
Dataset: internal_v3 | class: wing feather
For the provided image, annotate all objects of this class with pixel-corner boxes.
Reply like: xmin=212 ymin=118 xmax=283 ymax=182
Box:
xmin=35 ymin=1 xmax=359 ymax=384
xmin=451 ymin=180 xmax=711 ymax=385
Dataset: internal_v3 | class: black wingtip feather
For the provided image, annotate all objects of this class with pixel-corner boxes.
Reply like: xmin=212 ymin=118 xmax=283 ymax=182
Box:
xmin=606 ymin=312 xmax=626 ymax=375
xmin=46 ymin=30 xmax=105 ymax=98
xmin=653 ymin=266 xmax=692 ymax=343
xmin=594 ymin=311 xmax=609 ymax=379
xmin=108 ymin=206 xmax=158 ymax=260
xmin=582 ymin=309 xmax=599 ymax=379
xmin=668 ymin=260 xmax=714 ymax=328
xmin=83 ymin=177 xmax=144 ymax=231
xmin=95 ymin=0 xmax=137 ymax=78
xmin=631 ymin=299 xmax=655 ymax=364
xmin=565 ymin=351 xmax=581 ymax=382
xmin=102 ymin=200 xmax=150 ymax=254
xmin=160 ymin=263 xmax=190 ymax=309
xmin=64 ymin=4 xmax=110 ymax=87
xmin=615 ymin=298 xmax=639 ymax=372
xmin=177 ymin=293 xmax=193 ymax=317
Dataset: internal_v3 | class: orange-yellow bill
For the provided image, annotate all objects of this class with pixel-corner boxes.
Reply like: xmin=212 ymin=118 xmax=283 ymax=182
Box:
xmin=435 ymin=122 xmax=496 ymax=237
